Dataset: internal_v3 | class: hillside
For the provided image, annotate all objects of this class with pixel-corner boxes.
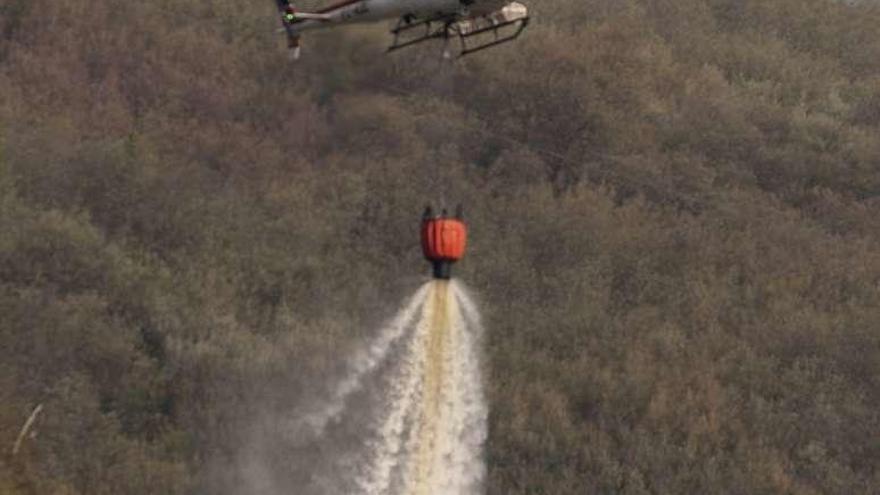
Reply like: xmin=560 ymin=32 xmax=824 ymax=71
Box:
xmin=2 ymin=0 xmax=879 ymax=493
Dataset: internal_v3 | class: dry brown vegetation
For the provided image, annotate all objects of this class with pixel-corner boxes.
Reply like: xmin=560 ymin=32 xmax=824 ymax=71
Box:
xmin=2 ymin=0 xmax=880 ymax=493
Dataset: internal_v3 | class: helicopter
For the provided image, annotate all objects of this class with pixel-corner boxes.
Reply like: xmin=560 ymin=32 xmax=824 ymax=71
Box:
xmin=273 ymin=0 xmax=530 ymax=60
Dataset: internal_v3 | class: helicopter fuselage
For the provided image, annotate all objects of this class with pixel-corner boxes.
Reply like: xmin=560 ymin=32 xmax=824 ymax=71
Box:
xmin=277 ymin=0 xmax=528 ymax=58
xmin=288 ymin=0 xmax=509 ymax=35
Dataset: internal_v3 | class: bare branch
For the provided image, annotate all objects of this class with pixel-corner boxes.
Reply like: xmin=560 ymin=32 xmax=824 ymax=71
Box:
xmin=12 ymin=404 xmax=43 ymax=456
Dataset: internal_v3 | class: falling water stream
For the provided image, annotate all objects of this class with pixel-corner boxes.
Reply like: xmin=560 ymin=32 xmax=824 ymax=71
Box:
xmin=295 ymin=280 xmax=488 ymax=495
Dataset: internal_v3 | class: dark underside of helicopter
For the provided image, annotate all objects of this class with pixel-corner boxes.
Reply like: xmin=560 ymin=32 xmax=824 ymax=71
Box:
xmin=388 ymin=1 xmax=530 ymax=56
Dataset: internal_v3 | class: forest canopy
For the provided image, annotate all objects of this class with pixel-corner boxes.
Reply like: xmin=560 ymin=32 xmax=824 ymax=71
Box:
xmin=2 ymin=0 xmax=879 ymax=493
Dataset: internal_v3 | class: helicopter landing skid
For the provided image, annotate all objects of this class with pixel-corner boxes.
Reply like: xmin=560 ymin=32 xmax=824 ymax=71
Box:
xmin=387 ymin=12 xmax=530 ymax=57
xmin=453 ymin=15 xmax=530 ymax=56
xmin=387 ymin=16 xmax=455 ymax=54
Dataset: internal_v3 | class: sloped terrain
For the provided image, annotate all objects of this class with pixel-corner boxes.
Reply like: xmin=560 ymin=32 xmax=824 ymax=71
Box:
xmin=2 ymin=0 xmax=879 ymax=493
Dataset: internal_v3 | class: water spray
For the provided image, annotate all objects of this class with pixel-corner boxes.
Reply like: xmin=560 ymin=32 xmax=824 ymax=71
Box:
xmin=243 ymin=208 xmax=485 ymax=495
